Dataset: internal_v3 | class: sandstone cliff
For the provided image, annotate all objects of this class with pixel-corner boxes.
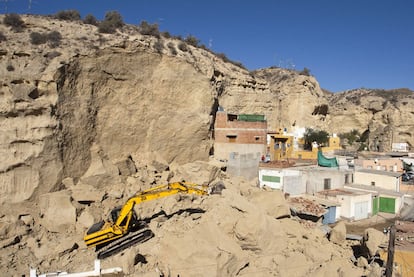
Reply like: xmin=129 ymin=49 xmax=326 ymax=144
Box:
xmin=1 ymin=14 xmax=413 ymax=206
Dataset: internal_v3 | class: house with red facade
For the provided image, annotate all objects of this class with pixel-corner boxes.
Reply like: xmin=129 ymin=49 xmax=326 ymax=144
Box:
xmin=214 ymin=109 xmax=267 ymax=162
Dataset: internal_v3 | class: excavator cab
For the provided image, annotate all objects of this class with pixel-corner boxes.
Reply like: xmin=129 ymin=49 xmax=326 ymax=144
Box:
xmin=110 ymin=206 xmax=146 ymax=232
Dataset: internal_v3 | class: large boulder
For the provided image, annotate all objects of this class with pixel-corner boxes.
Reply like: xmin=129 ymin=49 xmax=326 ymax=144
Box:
xmin=39 ymin=190 xmax=76 ymax=233
xmin=247 ymin=190 xmax=290 ymax=219
xmin=329 ymin=221 xmax=347 ymax=244
xmin=362 ymin=228 xmax=387 ymax=257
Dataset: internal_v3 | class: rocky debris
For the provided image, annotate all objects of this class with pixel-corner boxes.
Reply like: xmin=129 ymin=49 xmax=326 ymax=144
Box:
xmin=362 ymin=228 xmax=388 ymax=258
xmin=247 ymin=189 xmax=291 ymax=219
xmin=39 ymin=190 xmax=76 ymax=233
xmin=289 ymin=196 xmax=327 ymax=217
xmin=330 ymin=221 xmax=347 ymax=244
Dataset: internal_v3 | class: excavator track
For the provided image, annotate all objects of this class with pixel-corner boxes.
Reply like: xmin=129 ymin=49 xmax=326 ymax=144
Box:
xmin=96 ymin=228 xmax=154 ymax=259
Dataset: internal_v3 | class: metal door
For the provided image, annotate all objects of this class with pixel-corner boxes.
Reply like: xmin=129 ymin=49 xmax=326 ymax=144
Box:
xmin=354 ymin=201 xmax=369 ymax=220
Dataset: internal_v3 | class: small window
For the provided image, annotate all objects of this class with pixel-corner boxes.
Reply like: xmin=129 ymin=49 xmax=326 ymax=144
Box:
xmin=255 ymin=136 xmax=260 ymax=141
xmin=226 ymin=134 xmax=237 ymax=143
xmin=371 ymin=181 xmax=375 ymax=186
xmin=324 ymin=178 xmax=331 ymax=190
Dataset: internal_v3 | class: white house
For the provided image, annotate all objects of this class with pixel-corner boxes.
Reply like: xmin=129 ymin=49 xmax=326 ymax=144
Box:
xmin=354 ymin=169 xmax=402 ymax=192
xmin=317 ymin=188 xmax=373 ymax=221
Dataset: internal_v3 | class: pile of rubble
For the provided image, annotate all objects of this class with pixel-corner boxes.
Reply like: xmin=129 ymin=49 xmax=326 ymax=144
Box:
xmin=0 ymin=160 xmax=391 ymax=276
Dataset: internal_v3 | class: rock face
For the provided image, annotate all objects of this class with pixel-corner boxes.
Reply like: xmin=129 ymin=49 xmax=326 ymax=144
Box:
xmin=0 ymin=15 xmax=413 ymax=207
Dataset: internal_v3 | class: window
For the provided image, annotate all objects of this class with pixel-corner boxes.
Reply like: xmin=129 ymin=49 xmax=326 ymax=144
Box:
xmin=324 ymin=178 xmax=331 ymax=190
xmin=371 ymin=181 xmax=375 ymax=186
xmin=345 ymin=174 xmax=350 ymax=184
xmin=255 ymin=136 xmax=261 ymax=141
xmin=262 ymin=175 xmax=280 ymax=183
xmin=226 ymin=134 xmax=237 ymax=143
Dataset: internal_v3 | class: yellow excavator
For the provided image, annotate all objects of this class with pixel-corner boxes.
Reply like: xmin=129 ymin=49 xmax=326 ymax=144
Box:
xmin=84 ymin=181 xmax=215 ymax=259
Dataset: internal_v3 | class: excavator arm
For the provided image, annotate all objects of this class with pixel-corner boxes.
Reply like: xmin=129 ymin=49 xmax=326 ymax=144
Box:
xmin=83 ymin=182 xmax=209 ymax=258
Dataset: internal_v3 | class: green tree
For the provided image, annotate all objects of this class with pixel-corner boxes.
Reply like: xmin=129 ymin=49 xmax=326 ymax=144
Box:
xmin=303 ymin=128 xmax=329 ymax=150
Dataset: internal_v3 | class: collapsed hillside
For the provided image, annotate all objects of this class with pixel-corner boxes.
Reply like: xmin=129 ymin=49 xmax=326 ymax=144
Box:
xmin=0 ymin=14 xmax=405 ymax=276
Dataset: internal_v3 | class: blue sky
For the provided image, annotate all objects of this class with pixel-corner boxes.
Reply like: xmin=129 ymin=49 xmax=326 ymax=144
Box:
xmin=3 ymin=0 xmax=414 ymax=92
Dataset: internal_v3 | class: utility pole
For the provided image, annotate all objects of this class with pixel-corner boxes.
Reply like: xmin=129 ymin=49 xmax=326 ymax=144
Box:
xmin=385 ymin=225 xmax=396 ymax=277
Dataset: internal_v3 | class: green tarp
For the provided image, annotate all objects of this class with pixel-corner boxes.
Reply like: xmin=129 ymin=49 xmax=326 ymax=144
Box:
xmin=237 ymin=114 xmax=265 ymax=122
xmin=317 ymin=151 xmax=338 ymax=167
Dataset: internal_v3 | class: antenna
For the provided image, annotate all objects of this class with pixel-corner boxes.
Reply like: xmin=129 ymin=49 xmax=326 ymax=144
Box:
xmin=28 ymin=0 xmax=32 ymax=12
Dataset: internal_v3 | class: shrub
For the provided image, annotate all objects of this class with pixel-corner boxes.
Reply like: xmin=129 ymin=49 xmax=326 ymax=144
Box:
xmin=6 ymin=64 xmax=14 ymax=71
xmin=47 ymin=31 xmax=62 ymax=48
xmin=299 ymin=67 xmax=311 ymax=76
xmin=98 ymin=20 xmax=116 ymax=34
xmin=138 ymin=21 xmax=160 ymax=37
xmin=30 ymin=32 xmax=47 ymax=45
xmin=161 ymin=31 xmax=171 ymax=38
xmin=0 ymin=31 xmax=6 ymax=42
xmin=83 ymin=14 xmax=98 ymax=26
xmin=3 ymin=13 xmax=25 ymax=31
xmin=184 ymin=35 xmax=199 ymax=47
xmin=98 ymin=11 xmax=124 ymax=34
xmin=104 ymin=11 xmax=124 ymax=28
xmin=55 ymin=10 xmax=81 ymax=21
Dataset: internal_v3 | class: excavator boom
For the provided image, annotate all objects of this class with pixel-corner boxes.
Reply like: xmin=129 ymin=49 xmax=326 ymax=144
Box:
xmin=84 ymin=182 xmax=209 ymax=258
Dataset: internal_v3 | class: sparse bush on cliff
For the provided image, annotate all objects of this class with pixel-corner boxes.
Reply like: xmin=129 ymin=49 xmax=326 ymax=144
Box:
xmin=184 ymin=35 xmax=200 ymax=47
xmin=6 ymin=64 xmax=14 ymax=71
xmin=138 ymin=21 xmax=160 ymax=38
xmin=162 ymin=31 xmax=171 ymax=38
xmin=104 ymin=11 xmax=124 ymax=28
xmin=30 ymin=31 xmax=62 ymax=47
xmin=98 ymin=11 xmax=124 ymax=34
xmin=30 ymin=32 xmax=47 ymax=45
xmin=55 ymin=10 xmax=81 ymax=21
xmin=3 ymin=13 xmax=25 ymax=31
xmin=299 ymin=67 xmax=311 ymax=76
xmin=83 ymin=14 xmax=98 ymax=26
xmin=47 ymin=31 xmax=62 ymax=48
xmin=98 ymin=21 xmax=115 ymax=34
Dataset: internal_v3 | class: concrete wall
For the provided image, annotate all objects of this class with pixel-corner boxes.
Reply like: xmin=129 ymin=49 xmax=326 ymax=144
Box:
xmin=354 ymin=171 xmax=400 ymax=192
xmin=258 ymin=168 xmax=303 ymax=195
xmin=303 ymin=169 xmax=349 ymax=195
xmin=355 ymin=158 xmax=403 ymax=172
xmin=227 ymin=152 xmax=260 ymax=180
xmin=215 ymin=143 xmax=265 ymax=162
